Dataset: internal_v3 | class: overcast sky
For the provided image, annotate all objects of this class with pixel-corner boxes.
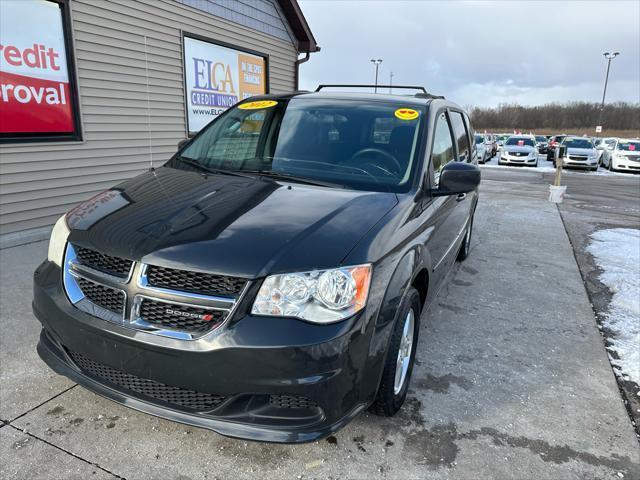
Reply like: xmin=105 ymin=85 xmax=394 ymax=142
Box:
xmin=298 ymin=0 xmax=640 ymax=108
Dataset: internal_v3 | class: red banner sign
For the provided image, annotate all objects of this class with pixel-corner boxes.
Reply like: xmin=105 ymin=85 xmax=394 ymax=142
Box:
xmin=0 ymin=0 xmax=77 ymax=138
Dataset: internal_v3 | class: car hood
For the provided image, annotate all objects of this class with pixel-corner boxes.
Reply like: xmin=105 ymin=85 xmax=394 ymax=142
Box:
xmin=567 ymin=148 xmax=596 ymax=156
xmin=504 ymin=146 xmax=535 ymax=153
xmin=66 ymin=167 xmax=398 ymax=278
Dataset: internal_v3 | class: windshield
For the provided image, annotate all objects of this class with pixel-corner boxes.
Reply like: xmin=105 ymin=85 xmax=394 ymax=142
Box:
xmin=475 ymin=135 xmax=485 ymax=144
xmin=505 ymin=137 xmax=535 ymax=147
xmin=535 ymin=136 xmax=546 ymax=142
xmin=618 ymin=141 xmax=640 ymax=151
xmin=177 ymin=98 xmax=424 ymax=192
xmin=564 ymin=138 xmax=594 ymax=149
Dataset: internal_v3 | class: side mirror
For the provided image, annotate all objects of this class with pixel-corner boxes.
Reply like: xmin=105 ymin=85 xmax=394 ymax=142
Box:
xmin=177 ymin=138 xmax=189 ymax=150
xmin=431 ymin=162 xmax=481 ymax=197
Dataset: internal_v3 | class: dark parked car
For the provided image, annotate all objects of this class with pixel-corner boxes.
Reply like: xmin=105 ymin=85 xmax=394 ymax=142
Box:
xmin=535 ymin=135 xmax=549 ymax=154
xmin=34 ymin=87 xmax=480 ymax=443
xmin=547 ymin=135 xmax=567 ymax=161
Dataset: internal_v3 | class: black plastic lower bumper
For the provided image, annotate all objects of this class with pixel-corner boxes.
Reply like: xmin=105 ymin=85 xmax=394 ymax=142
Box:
xmin=37 ymin=331 xmax=367 ymax=443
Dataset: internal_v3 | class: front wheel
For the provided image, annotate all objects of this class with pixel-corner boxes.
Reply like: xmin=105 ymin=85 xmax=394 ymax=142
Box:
xmin=369 ymin=288 xmax=421 ymax=417
xmin=609 ymin=160 xmax=614 ymax=172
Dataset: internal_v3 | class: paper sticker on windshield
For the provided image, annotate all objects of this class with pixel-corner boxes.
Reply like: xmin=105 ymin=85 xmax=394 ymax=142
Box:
xmin=238 ymin=100 xmax=278 ymax=110
xmin=517 ymin=140 xmax=524 ymax=146
xmin=395 ymin=108 xmax=419 ymax=120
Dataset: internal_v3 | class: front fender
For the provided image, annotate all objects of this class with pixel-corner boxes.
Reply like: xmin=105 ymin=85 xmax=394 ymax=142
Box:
xmin=359 ymin=246 xmax=430 ymax=403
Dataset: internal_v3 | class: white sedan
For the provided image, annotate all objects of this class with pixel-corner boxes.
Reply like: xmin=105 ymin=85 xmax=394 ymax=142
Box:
xmin=499 ymin=135 xmax=538 ymax=167
xmin=601 ymin=139 xmax=640 ymax=172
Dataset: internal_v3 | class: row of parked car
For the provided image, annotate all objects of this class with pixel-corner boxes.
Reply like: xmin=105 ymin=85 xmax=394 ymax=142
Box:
xmin=474 ymin=132 xmax=640 ymax=173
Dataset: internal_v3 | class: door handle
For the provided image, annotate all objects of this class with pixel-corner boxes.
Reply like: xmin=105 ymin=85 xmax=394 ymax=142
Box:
xmin=456 ymin=193 xmax=466 ymax=202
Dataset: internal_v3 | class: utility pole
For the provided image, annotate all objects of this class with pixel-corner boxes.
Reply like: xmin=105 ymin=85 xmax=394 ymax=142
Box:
xmin=389 ymin=71 xmax=394 ymax=94
xmin=370 ymin=59 xmax=383 ymax=93
xmin=597 ymin=51 xmax=620 ymax=136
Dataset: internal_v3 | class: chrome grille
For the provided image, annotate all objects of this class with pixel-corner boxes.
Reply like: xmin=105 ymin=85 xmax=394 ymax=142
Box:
xmin=74 ymin=245 xmax=133 ymax=278
xmin=146 ymin=265 xmax=247 ymax=298
xmin=63 ymin=244 xmax=246 ymax=341
xmin=68 ymin=350 xmax=227 ymax=411
xmin=138 ymin=299 xmax=226 ymax=333
xmin=76 ymin=278 xmax=125 ymax=315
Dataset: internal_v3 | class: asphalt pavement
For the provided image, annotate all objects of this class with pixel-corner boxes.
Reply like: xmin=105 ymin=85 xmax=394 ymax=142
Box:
xmin=1 ymin=174 xmax=639 ymax=479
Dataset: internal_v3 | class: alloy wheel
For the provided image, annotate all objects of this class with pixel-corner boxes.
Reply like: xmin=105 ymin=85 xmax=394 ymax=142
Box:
xmin=393 ymin=309 xmax=415 ymax=394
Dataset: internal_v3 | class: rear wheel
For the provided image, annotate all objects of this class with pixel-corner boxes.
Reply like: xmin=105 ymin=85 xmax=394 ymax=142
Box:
xmin=369 ymin=288 xmax=421 ymax=417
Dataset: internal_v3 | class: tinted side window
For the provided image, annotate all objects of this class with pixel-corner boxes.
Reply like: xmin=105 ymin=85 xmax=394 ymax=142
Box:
xmin=431 ymin=113 xmax=456 ymax=187
xmin=465 ymin=113 xmax=476 ymax=159
xmin=449 ymin=111 xmax=471 ymax=162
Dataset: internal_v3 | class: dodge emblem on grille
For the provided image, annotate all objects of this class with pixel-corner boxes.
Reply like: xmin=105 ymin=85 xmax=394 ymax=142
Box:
xmin=165 ymin=308 xmax=214 ymax=321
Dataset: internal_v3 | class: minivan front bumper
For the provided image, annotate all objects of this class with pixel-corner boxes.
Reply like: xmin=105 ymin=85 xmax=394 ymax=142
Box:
xmin=33 ymin=260 xmax=381 ymax=443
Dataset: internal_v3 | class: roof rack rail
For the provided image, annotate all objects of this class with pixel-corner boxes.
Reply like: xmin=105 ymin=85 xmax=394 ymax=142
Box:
xmin=414 ymin=92 xmax=446 ymax=100
xmin=315 ymin=84 xmax=427 ymax=93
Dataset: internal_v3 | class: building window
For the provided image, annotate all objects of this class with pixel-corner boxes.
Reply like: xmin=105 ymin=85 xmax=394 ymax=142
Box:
xmin=0 ymin=0 xmax=81 ymax=143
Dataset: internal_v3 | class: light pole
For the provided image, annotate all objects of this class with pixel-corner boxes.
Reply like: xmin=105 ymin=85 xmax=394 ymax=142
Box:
xmin=597 ymin=51 xmax=620 ymax=135
xmin=389 ymin=71 xmax=394 ymax=94
xmin=600 ymin=51 xmax=619 ymax=108
xmin=370 ymin=59 xmax=383 ymax=93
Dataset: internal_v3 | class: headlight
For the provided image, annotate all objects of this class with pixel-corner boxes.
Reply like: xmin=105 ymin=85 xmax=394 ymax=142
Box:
xmin=47 ymin=214 xmax=70 ymax=267
xmin=251 ymin=264 xmax=372 ymax=323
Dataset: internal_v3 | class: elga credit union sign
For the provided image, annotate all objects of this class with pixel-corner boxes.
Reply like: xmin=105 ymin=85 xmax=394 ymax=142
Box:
xmin=0 ymin=0 xmax=80 ymax=141
xmin=183 ymin=35 xmax=267 ymax=133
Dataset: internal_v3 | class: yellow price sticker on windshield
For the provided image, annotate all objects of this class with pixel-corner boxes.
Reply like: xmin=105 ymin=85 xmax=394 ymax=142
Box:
xmin=395 ymin=108 xmax=419 ymax=120
xmin=238 ymin=100 xmax=278 ymax=110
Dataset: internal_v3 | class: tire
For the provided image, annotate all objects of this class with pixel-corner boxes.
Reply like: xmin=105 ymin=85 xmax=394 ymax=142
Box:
xmin=609 ymin=160 xmax=614 ymax=172
xmin=369 ymin=288 xmax=421 ymax=417
xmin=457 ymin=212 xmax=474 ymax=261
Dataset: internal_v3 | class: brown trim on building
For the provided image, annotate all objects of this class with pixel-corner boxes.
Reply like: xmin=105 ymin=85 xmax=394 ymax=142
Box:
xmin=276 ymin=0 xmax=319 ymax=53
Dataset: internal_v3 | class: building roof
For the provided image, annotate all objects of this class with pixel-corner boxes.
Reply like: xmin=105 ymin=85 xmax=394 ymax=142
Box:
xmin=277 ymin=0 xmax=319 ymax=53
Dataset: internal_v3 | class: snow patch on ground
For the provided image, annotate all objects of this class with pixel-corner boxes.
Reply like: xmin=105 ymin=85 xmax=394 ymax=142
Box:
xmin=587 ymin=228 xmax=640 ymax=384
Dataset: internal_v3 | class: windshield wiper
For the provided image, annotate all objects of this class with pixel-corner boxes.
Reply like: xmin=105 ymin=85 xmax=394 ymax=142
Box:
xmin=174 ymin=156 xmax=258 ymax=179
xmin=243 ymin=170 xmax=346 ymax=188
